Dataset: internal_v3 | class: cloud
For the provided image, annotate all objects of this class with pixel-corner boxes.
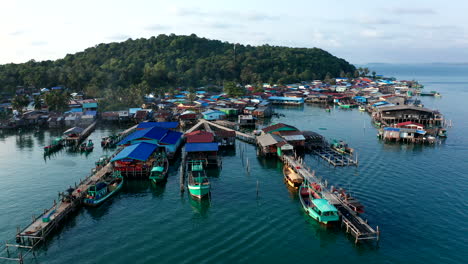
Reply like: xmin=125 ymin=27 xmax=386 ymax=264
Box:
xmin=107 ymin=34 xmax=131 ymax=41
xmin=357 ymin=17 xmax=399 ymax=25
xmin=359 ymin=29 xmax=383 ymax=39
xmin=30 ymin=41 xmax=47 ymax=46
xmin=245 ymin=13 xmax=279 ymax=22
xmin=387 ymin=7 xmax=436 ymax=15
xmin=145 ymin=24 xmax=171 ymax=31
xmin=10 ymin=30 xmax=26 ymax=36
xmin=171 ymin=7 xmax=206 ymax=16
xmin=207 ymin=22 xmax=242 ymax=29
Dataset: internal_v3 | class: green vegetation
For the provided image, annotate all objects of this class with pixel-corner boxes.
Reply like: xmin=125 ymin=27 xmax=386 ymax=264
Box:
xmin=0 ymin=34 xmax=356 ymax=109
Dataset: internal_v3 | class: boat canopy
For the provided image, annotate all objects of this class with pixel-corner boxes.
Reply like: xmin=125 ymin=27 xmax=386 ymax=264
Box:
xmin=151 ymin=166 xmax=164 ymax=172
xmin=313 ymin=199 xmax=338 ymax=213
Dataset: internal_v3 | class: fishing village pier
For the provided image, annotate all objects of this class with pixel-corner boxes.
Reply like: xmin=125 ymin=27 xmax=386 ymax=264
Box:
xmin=281 ymin=155 xmax=380 ymax=244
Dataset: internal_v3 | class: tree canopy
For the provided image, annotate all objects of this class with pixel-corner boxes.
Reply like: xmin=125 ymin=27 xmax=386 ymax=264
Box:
xmin=0 ymin=34 xmax=356 ymax=96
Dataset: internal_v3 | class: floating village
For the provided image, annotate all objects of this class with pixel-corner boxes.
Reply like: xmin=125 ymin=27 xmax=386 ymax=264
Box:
xmin=0 ymin=75 xmax=450 ymax=263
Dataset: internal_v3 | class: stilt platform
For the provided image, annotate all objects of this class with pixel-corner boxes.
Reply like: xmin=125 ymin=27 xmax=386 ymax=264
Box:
xmin=313 ymin=147 xmax=358 ymax=167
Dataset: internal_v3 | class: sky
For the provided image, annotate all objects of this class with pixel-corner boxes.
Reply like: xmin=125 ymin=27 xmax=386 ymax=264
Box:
xmin=1 ymin=0 xmax=467 ymax=65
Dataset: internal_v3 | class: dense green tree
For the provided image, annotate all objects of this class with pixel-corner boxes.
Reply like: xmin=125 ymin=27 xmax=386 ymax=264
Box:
xmin=44 ymin=91 xmax=71 ymax=112
xmin=11 ymin=95 xmax=29 ymax=113
xmin=0 ymin=34 xmax=356 ymax=96
xmin=224 ymin=82 xmax=245 ymax=97
xmin=33 ymin=95 xmax=43 ymax=110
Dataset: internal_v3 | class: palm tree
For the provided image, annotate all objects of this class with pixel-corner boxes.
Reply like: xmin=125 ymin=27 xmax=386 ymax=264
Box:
xmin=11 ymin=95 xmax=29 ymax=114
xmin=33 ymin=95 xmax=43 ymax=110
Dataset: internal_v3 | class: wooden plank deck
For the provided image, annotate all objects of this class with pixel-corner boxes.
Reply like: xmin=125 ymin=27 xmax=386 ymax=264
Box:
xmin=313 ymin=147 xmax=358 ymax=167
xmin=281 ymin=155 xmax=378 ymax=244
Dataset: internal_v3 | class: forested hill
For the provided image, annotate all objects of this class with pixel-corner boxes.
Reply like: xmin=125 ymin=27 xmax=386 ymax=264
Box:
xmin=0 ymin=34 xmax=355 ymax=95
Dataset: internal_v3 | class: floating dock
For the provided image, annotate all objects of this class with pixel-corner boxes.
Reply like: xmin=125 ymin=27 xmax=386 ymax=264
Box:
xmin=313 ymin=147 xmax=358 ymax=167
xmin=281 ymin=155 xmax=379 ymax=244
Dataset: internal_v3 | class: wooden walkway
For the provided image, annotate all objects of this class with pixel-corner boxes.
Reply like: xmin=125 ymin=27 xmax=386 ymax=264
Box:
xmin=184 ymin=120 xmax=256 ymax=144
xmin=313 ymin=147 xmax=358 ymax=167
xmin=281 ymin=155 xmax=379 ymax=244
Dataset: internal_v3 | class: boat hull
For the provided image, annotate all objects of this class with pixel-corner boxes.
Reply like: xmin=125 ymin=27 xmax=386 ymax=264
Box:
xmin=83 ymin=179 xmax=123 ymax=207
xmin=188 ymin=184 xmax=210 ymax=199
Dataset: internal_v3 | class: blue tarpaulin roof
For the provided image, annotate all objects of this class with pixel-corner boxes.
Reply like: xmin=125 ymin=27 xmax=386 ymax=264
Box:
xmin=160 ymin=131 xmax=183 ymax=144
xmin=137 ymin=122 xmax=178 ymax=130
xmin=129 ymin=108 xmax=142 ymax=115
xmin=117 ymin=126 xmax=169 ymax=145
xmin=185 ymin=143 xmax=219 ymax=152
xmin=384 ymin=127 xmax=400 ymax=131
xmin=111 ymin=142 xmax=158 ymax=162
xmin=84 ymin=111 xmax=97 ymax=116
xmin=68 ymin=108 xmax=83 ymax=113
xmin=83 ymin=103 xmax=98 ymax=108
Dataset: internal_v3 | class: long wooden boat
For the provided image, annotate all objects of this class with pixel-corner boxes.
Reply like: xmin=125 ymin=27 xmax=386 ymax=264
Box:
xmin=283 ymin=166 xmax=303 ymax=189
xmin=83 ymin=171 xmax=123 ymax=207
xmin=149 ymin=152 xmax=169 ymax=184
xmin=44 ymin=137 xmax=64 ymax=154
xmin=358 ymin=105 xmax=366 ymax=112
xmin=298 ymin=180 xmax=339 ymax=225
xmin=330 ymin=139 xmax=354 ymax=155
xmin=187 ymin=160 xmax=210 ymax=199
xmin=80 ymin=139 xmax=94 ymax=152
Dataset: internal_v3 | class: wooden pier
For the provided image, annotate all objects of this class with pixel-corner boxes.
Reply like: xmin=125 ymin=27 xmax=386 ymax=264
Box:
xmin=65 ymin=121 xmax=97 ymax=149
xmin=313 ymin=147 xmax=358 ymax=167
xmin=184 ymin=119 xmax=256 ymax=144
xmin=281 ymin=155 xmax=379 ymax=244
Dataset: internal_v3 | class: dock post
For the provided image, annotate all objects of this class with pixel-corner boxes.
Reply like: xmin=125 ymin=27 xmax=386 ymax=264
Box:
xmin=256 ymin=180 xmax=259 ymax=198
xmin=6 ymin=241 xmax=10 ymax=257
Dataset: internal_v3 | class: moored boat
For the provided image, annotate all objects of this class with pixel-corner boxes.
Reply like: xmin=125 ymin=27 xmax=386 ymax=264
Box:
xmin=149 ymin=152 xmax=169 ymax=184
xmin=44 ymin=137 xmax=64 ymax=154
xmin=283 ymin=166 xmax=303 ymax=189
xmin=95 ymin=155 xmax=109 ymax=167
xmin=330 ymin=139 xmax=354 ymax=155
xmin=331 ymin=187 xmax=365 ymax=214
xmin=358 ymin=105 xmax=366 ymax=112
xmin=80 ymin=139 xmax=94 ymax=152
xmin=298 ymin=180 xmax=339 ymax=225
xmin=187 ymin=160 xmax=210 ymax=199
xmin=83 ymin=171 xmax=123 ymax=207
xmin=438 ymin=128 xmax=447 ymax=138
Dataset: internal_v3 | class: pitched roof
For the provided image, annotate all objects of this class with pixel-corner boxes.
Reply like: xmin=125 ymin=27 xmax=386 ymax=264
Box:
xmin=186 ymin=130 xmax=214 ymax=143
xmin=256 ymin=134 xmax=283 ymax=147
xmin=137 ymin=122 xmax=178 ymax=130
xmin=377 ymin=105 xmax=434 ymax=113
xmin=262 ymin=123 xmax=298 ymax=134
xmin=160 ymin=130 xmax=183 ymax=144
xmin=117 ymin=126 xmax=169 ymax=145
xmin=215 ymin=130 xmax=236 ymax=137
xmin=111 ymin=142 xmax=158 ymax=162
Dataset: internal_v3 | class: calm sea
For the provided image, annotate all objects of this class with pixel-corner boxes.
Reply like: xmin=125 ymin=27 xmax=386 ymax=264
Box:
xmin=0 ymin=64 xmax=467 ymax=264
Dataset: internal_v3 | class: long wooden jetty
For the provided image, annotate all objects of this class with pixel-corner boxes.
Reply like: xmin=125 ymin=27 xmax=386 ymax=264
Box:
xmin=313 ymin=147 xmax=358 ymax=167
xmin=281 ymin=155 xmax=379 ymax=244
xmin=184 ymin=119 xmax=256 ymax=144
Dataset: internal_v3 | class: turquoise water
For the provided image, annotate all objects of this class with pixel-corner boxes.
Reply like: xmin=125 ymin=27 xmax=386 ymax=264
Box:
xmin=1 ymin=64 xmax=467 ymax=263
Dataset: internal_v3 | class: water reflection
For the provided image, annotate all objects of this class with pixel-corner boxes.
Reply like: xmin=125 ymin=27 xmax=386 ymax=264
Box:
xmin=189 ymin=195 xmax=211 ymax=218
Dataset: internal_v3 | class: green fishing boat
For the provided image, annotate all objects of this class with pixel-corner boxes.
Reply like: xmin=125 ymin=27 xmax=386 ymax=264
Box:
xmin=80 ymin=139 xmax=94 ymax=152
xmin=187 ymin=160 xmax=210 ymax=199
xmin=298 ymin=179 xmax=339 ymax=225
xmin=358 ymin=105 xmax=366 ymax=112
xmin=330 ymin=139 xmax=354 ymax=155
xmin=149 ymin=152 xmax=169 ymax=184
xmin=44 ymin=137 xmax=64 ymax=154
xmin=95 ymin=155 xmax=109 ymax=167
xmin=83 ymin=171 xmax=123 ymax=207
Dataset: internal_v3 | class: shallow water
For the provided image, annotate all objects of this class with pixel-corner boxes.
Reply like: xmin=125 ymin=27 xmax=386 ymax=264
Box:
xmin=0 ymin=64 xmax=467 ymax=263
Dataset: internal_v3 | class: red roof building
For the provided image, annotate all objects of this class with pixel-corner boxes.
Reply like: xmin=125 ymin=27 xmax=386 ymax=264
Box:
xmin=186 ymin=130 xmax=214 ymax=143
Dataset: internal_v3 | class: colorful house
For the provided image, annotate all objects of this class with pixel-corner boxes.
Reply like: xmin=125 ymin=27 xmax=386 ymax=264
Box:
xmin=202 ymin=110 xmax=226 ymax=121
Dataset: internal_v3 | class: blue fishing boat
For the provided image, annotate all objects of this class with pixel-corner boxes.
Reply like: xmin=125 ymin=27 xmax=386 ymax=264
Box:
xmin=83 ymin=171 xmax=123 ymax=207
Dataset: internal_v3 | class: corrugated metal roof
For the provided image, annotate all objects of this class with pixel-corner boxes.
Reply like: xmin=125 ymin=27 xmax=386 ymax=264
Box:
xmin=160 ymin=130 xmax=183 ymax=145
xmin=118 ymin=126 xmax=169 ymax=145
xmin=82 ymin=103 xmax=98 ymax=108
xmin=282 ymin=135 xmax=306 ymax=141
xmin=256 ymin=134 xmax=280 ymax=147
xmin=186 ymin=130 xmax=214 ymax=143
xmin=111 ymin=142 xmax=158 ymax=162
xmin=137 ymin=122 xmax=178 ymax=130
xmin=185 ymin=142 xmax=219 ymax=152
